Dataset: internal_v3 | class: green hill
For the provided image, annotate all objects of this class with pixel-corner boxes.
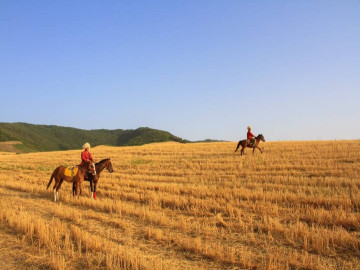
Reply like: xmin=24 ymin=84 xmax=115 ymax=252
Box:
xmin=0 ymin=122 xmax=186 ymax=153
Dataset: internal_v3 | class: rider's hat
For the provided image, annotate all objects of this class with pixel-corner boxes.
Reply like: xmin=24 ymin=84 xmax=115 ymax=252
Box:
xmin=247 ymin=126 xmax=251 ymax=130
xmin=82 ymin=142 xmax=90 ymax=150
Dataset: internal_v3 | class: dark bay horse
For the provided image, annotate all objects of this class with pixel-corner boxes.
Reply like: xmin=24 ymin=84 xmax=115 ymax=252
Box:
xmin=235 ymin=134 xmax=265 ymax=156
xmin=47 ymin=160 xmax=96 ymax=202
xmin=73 ymin=158 xmax=114 ymax=199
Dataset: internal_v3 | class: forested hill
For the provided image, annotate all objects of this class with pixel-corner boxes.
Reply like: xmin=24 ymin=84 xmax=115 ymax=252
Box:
xmin=0 ymin=122 xmax=186 ymax=153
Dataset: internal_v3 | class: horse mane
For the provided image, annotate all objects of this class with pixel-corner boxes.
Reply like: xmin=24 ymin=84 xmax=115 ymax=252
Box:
xmin=95 ymin=158 xmax=110 ymax=166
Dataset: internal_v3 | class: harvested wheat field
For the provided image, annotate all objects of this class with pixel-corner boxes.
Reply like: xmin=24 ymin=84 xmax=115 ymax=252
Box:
xmin=0 ymin=141 xmax=359 ymax=269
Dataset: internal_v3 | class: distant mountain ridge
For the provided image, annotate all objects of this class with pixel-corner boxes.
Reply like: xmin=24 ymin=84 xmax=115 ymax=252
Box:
xmin=0 ymin=122 xmax=186 ymax=153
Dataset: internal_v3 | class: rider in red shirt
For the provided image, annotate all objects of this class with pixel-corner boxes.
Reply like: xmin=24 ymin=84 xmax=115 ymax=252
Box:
xmin=247 ymin=126 xmax=255 ymax=145
xmin=74 ymin=142 xmax=95 ymax=197
xmin=79 ymin=142 xmax=94 ymax=166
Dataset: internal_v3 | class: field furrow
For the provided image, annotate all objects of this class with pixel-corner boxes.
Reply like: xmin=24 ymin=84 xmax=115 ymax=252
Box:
xmin=0 ymin=141 xmax=359 ymax=269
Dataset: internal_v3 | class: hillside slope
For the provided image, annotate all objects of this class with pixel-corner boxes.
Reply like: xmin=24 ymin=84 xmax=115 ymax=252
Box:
xmin=0 ymin=122 xmax=185 ymax=152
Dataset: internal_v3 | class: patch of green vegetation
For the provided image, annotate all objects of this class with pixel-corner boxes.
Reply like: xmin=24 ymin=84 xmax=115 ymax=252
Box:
xmin=36 ymin=165 xmax=53 ymax=172
xmin=3 ymin=164 xmax=34 ymax=171
xmin=131 ymin=158 xmax=151 ymax=166
xmin=13 ymin=142 xmax=34 ymax=153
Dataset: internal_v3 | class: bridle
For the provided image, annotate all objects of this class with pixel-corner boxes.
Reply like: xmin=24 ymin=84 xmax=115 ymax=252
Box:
xmin=96 ymin=159 xmax=112 ymax=173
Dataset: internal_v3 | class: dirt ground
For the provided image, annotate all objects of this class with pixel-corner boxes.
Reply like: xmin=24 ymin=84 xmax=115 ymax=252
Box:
xmin=0 ymin=141 xmax=22 ymax=153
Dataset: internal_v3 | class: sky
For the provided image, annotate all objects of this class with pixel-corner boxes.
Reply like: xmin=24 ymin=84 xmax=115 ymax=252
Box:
xmin=1 ymin=1 xmax=359 ymax=141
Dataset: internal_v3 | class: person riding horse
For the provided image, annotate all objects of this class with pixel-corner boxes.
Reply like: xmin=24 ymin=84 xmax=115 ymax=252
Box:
xmin=235 ymin=128 xmax=265 ymax=156
xmin=80 ymin=142 xmax=94 ymax=179
xmin=247 ymin=126 xmax=256 ymax=147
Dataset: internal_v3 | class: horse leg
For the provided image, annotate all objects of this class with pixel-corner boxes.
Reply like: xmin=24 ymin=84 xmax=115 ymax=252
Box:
xmin=240 ymin=147 xmax=244 ymax=156
xmin=74 ymin=181 xmax=79 ymax=198
xmin=53 ymin=176 xmax=60 ymax=202
xmin=56 ymin=179 xmax=64 ymax=201
xmin=72 ymin=182 xmax=76 ymax=197
xmin=257 ymin=147 xmax=263 ymax=154
xmin=93 ymin=181 xmax=97 ymax=199
xmin=90 ymin=180 xmax=94 ymax=199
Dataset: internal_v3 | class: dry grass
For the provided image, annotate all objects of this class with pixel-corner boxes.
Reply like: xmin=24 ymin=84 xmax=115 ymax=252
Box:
xmin=0 ymin=140 xmax=359 ymax=269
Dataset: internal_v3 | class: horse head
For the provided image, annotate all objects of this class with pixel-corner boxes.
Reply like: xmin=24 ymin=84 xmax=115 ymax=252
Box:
xmin=258 ymin=134 xmax=265 ymax=142
xmin=105 ymin=158 xmax=114 ymax=173
xmin=95 ymin=158 xmax=114 ymax=174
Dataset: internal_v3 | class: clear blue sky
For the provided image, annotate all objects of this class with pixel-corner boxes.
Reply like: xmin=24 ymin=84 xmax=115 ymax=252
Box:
xmin=1 ymin=1 xmax=359 ymax=141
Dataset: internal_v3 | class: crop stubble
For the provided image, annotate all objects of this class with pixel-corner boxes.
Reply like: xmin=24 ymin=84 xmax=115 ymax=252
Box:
xmin=0 ymin=141 xmax=359 ymax=269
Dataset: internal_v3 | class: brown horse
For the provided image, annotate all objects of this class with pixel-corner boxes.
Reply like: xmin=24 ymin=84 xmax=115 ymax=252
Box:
xmin=46 ymin=160 xmax=96 ymax=202
xmin=235 ymin=134 xmax=265 ymax=156
xmin=72 ymin=158 xmax=114 ymax=199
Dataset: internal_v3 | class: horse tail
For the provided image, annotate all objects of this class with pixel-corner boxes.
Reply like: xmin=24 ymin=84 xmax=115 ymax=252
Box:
xmin=235 ymin=140 xmax=242 ymax=152
xmin=46 ymin=172 xmax=54 ymax=190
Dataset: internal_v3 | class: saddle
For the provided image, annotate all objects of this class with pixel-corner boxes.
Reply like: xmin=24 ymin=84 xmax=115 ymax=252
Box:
xmin=64 ymin=167 xmax=78 ymax=179
xmin=247 ymin=139 xmax=256 ymax=147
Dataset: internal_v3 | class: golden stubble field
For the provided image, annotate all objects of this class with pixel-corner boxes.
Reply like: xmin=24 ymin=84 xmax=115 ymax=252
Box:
xmin=0 ymin=141 xmax=359 ymax=269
